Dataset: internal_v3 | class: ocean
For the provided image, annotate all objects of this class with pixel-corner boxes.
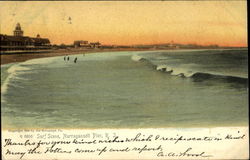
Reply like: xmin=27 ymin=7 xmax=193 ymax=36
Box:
xmin=1 ymin=49 xmax=248 ymax=129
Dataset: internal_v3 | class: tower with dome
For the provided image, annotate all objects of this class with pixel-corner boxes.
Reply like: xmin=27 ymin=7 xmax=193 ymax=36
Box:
xmin=13 ymin=23 xmax=24 ymax=37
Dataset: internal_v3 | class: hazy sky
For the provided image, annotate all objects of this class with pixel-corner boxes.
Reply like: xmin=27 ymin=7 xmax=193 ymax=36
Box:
xmin=0 ymin=1 xmax=247 ymax=46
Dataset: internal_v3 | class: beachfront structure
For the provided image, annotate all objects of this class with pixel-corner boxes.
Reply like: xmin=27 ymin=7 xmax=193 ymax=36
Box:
xmin=73 ymin=40 xmax=101 ymax=48
xmin=74 ymin=40 xmax=90 ymax=48
xmin=90 ymin=42 xmax=101 ymax=48
xmin=0 ymin=23 xmax=51 ymax=52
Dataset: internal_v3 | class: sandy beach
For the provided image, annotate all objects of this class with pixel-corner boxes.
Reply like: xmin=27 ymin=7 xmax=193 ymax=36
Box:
xmin=0 ymin=48 xmax=150 ymax=65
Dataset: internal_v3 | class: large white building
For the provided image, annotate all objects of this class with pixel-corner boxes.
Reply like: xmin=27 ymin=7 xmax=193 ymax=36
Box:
xmin=0 ymin=23 xmax=51 ymax=52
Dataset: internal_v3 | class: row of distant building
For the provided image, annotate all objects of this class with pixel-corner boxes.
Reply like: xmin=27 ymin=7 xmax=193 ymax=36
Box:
xmin=0 ymin=23 xmax=103 ymax=53
xmin=0 ymin=23 xmax=221 ymax=53
xmin=73 ymin=40 xmax=101 ymax=48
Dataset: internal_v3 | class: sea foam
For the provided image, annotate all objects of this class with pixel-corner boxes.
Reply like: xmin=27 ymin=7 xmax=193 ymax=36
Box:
xmin=131 ymin=55 xmax=143 ymax=62
xmin=1 ymin=65 xmax=28 ymax=95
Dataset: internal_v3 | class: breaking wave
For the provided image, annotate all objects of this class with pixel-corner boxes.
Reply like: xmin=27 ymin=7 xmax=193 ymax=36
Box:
xmin=131 ymin=54 xmax=248 ymax=86
xmin=1 ymin=64 xmax=30 ymax=95
xmin=1 ymin=57 xmax=57 ymax=95
xmin=190 ymin=72 xmax=248 ymax=85
xmin=156 ymin=63 xmax=248 ymax=84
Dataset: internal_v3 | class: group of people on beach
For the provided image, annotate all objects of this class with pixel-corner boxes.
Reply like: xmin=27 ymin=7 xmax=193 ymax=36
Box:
xmin=64 ymin=53 xmax=86 ymax=63
xmin=64 ymin=55 xmax=78 ymax=63
xmin=64 ymin=55 xmax=70 ymax=61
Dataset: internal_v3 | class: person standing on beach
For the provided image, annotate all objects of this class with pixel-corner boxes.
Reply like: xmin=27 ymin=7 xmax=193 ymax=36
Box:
xmin=64 ymin=56 xmax=66 ymax=61
xmin=67 ymin=56 xmax=70 ymax=61
xmin=74 ymin=57 xmax=77 ymax=63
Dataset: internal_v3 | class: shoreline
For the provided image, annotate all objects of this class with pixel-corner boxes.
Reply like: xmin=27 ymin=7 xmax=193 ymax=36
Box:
xmin=0 ymin=48 xmax=153 ymax=65
xmin=1 ymin=47 xmax=247 ymax=65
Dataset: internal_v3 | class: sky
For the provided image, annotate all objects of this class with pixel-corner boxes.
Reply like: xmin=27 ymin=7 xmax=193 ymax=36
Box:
xmin=0 ymin=1 xmax=247 ymax=47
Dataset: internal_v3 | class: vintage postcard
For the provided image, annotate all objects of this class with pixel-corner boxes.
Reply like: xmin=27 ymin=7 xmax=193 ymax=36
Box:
xmin=1 ymin=1 xmax=248 ymax=159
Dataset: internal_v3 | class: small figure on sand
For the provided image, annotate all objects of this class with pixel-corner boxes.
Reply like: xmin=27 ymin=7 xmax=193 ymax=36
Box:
xmin=67 ymin=56 xmax=70 ymax=61
xmin=74 ymin=57 xmax=77 ymax=63
xmin=64 ymin=56 xmax=66 ymax=61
